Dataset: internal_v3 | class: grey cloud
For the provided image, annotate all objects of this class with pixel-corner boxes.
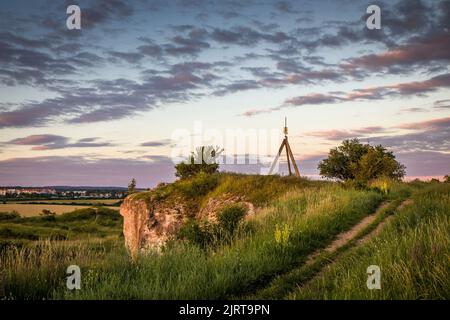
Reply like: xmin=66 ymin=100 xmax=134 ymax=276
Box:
xmin=0 ymin=61 xmax=222 ymax=127
xmin=108 ymin=51 xmax=145 ymax=64
xmin=304 ymin=126 xmax=388 ymax=141
xmin=434 ymin=99 xmax=450 ymax=109
xmin=8 ymin=134 xmax=67 ymax=146
xmin=305 ymin=117 xmax=450 ymax=154
xmin=78 ymin=0 xmax=134 ymax=29
xmin=274 ymin=1 xmax=298 ymax=14
xmin=141 ymin=139 xmax=172 ymax=147
xmin=164 ymin=28 xmax=210 ymax=56
xmin=5 ymin=134 xmax=114 ymax=150
xmin=242 ymin=73 xmax=450 ymax=116
xmin=211 ymin=26 xmax=292 ymax=46
xmin=213 ymin=80 xmax=260 ymax=96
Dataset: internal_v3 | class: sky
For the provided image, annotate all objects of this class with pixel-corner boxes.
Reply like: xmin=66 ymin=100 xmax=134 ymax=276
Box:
xmin=0 ymin=0 xmax=449 ymax=187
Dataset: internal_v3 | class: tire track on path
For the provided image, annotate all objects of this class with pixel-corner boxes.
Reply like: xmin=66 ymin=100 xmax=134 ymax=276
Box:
xmin=243 ymin=198 xmax=411 ymax=300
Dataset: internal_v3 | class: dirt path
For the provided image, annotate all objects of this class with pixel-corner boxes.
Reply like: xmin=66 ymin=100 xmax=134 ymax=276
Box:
xmin=288 ymin=198 xmax=412 ymax=298
xmin=356 ymin=198 xmax=412 ymax=245
xmin=305 ymin=201 xmax=390 ymax=265
xmin=244 ymin=198 xmax=412 ymax=299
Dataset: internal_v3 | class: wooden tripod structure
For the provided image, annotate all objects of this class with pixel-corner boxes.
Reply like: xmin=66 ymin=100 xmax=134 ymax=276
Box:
xmin=268 ymin=117 xmax=300 ymax=177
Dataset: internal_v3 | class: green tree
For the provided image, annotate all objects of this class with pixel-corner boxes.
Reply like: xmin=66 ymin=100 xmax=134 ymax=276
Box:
xmin=40 ymin=209 xmax=55 ymax=216
xmin=128 ymin=178 xmax=137 ymax=194
xmin=444 ymin=175 xmax=450 ymax=183
xmin=318 ymin=139 xmax=405 ymax=183
xmin=175 ymin=145 xmax=223 ymax=179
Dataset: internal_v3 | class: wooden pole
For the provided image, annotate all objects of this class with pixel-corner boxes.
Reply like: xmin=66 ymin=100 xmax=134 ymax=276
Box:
xmin=268 ymin=139 xmax=285 ymax=175
xmin=286 ymin=139 xmax=300 ymax=177
xmin=285 ymin=138 xmax=292 ymax=176
xmin=268 ymin=117 xmax=301 ymax=177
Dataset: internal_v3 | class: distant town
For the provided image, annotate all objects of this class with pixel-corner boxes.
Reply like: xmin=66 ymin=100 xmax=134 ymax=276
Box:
xmin=0 ymin=186 xmax=129 ymax=199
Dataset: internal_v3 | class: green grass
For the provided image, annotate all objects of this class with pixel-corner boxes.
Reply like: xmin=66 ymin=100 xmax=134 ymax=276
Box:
xmin=133 ymin=173 xmax=326 ymax=208
xmin=69 ymin=185 xmax=381 ymax=299
xmin=242 ymin=194 xmax=413 ymax=300
xmin=1 ymin=174 xmax=446 ymax=300
xmin=1 ymin=240 xmax=124 ymax=300
xmin=0 ymin=207 xmax=122 ymax=247
xmin=1 ymin=183 xmax=383 ymax=300
xmin=288 ymin=183 xmax=450 ymax=300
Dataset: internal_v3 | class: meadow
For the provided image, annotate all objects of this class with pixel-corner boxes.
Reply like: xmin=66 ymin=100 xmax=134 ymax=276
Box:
xmin=288 ymin=183 xmax=450 ymax=300
xmin=0 ymin=203 xmax=120 ymax=217
xmin=0 ymin=175 xmax=448 ymax=300
xmin=8 ymin=199 xmax=121 ymax=205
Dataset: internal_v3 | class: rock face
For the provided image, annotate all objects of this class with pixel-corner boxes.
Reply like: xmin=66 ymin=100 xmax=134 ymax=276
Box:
xmin=120 ymin=194 xmax=187 ymax=257
xmin=198 ymin=194 xmax=255 ymax=223
xmin=120 ymin=192 xmax=254 ymax=256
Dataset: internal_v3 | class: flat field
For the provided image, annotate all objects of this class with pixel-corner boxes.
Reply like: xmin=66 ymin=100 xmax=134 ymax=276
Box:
xmin=0 ymin=203 xmax=119 ymax=216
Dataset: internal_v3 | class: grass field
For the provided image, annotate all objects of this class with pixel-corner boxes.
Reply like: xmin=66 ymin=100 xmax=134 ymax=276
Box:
xmin=0 ymin=175 xmax=448 ymax=300
xmin=0 ymin=204 xmax=120 ymax=217
xmin=288 ymin=184 xmax=450 ymax=300
xmin=8 ymin=199 xmax=121 ymax=205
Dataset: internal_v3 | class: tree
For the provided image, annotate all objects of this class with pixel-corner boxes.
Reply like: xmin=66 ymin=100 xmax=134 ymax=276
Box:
xmin=444 ymin=175 xmax=450 ymax=183
xmin=175 ymin=145 xmax=223 ymax=179
xmin=318 ymin=139 xmax=405 ymax=183
xmin=128 ymin=178 xmax=136 ymax=194
xmin=40 ymin=209 xmax=55 ymax=216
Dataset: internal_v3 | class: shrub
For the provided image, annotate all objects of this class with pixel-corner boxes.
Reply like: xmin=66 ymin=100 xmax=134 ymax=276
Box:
xmin=175 ymin=145 xmax=223 ymax=179
xmin=40 ymin=209 xmax=56 ymax=217
xmin=341 ymin=179 xmax=368 ymax=190
xmin=369 ymin=176 xmax=392 ymax=195
xmin=178 ymin=204 xmax=247 ymax=249
xmin=178 ymin=219 xmax=213 ymax=249
xmin=0 ymin=211 xmax=21 ymax=221
xmin=217 ymin=204 xmax=247 ymax=236
xmin=59 ymin=208 xmax=96 ymax=221
xmin=128 ymin=178 xmax=137 ymax=194
xmin=318 ymin=138 xmax=405 ymax=183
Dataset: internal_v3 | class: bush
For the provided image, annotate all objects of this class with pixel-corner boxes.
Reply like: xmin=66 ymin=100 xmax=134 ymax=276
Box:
xmin=178 ymin=204 xmax=248 ymax=249
xmin=59 ymin=208 xmax=96 ymax=221
xmin=369 ymin=176 xmax=392 ymax=195
xmin=0 ymin=211 xmax=21 ymax=221
xmin=341 ymin=179 xmax=368 ymax=190
xmin=318 ymin=139 xmax=405 ymax=183
xmin=178 ymin=219 xmax=213 ymax=249
xmin=175 ymin=145 xmax=222 ymax=179
xmin=40 ymin=209 xmax=56 ymax=217
xmin=217 ymin=204 xmax=247 ymax=236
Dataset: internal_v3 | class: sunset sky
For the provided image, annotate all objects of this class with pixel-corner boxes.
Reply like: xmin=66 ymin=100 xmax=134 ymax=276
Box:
xmin=0 ymin=0 xmax=449 ymax=187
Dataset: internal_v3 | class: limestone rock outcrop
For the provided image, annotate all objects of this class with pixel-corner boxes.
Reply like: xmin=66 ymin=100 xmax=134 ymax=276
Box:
xmin=120 ymin=192 xmax=253 ymax=256
xmin=120 ymin=194 xmax=187 ymax=256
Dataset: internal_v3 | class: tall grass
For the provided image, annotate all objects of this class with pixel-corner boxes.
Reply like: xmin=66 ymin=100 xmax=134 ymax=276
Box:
xmin=0 ymin=207 xmax=122 ymax=246
xmin=289 ymin=184 xmax=450 ymax=300
xmin=48 ymin=185 xmax=381 ymax=300
xmin=1 ymin=239 xmax=124 ymax=300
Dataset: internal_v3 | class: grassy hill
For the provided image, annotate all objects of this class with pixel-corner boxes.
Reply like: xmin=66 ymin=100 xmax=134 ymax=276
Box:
xmin=0 ymin=173 xmax=448 ymax=300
